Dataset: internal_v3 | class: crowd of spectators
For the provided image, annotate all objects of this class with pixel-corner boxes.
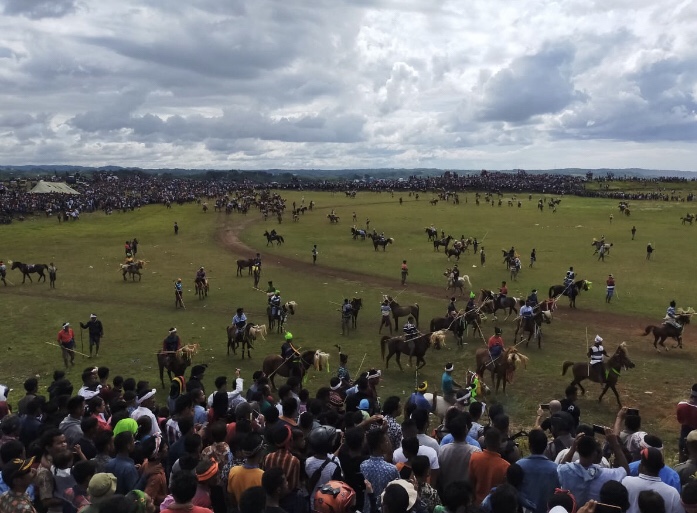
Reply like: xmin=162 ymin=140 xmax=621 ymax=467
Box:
xmin=0 ymin=362 xmax=696 ymax=513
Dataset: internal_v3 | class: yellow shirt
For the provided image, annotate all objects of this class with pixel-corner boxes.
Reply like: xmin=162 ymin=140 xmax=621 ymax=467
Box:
xmin=227 ymin=465 xmax=264 ymax=504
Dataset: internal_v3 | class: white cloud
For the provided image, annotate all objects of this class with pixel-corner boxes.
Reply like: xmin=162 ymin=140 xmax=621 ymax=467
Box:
xmin=0 ymin=0 xmax=695 ymax=170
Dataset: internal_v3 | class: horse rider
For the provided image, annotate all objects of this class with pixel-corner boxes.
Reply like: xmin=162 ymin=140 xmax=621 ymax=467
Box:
xmin=379 ymin=298 xmax=392 ymax=334
xmin=0 ymin=260 xmax=6 ymax=285
xmin=403 ymin=316 xmax=419 ymax=359
xmin=266 ymin=280 xmax=276 ymax=295
xmin=408 ymin=381 xmax=437 ymax=412
xmin=513 ymin=255 xmax=522 ymax=271
xmin=341 ymin=299 xmax=353 ymax=333
xmin=488 ymin=327 xmax=505 ymax=360
xmin=588 ymin=335 xmax=608 ymax=383
xmin=497 ymin=281 xmax=508 ymax=309
xmin=527 ymin=289 xmax=539 ymax=306
xmin=452 ymin=264 xmax=460 ymax=282
xmin=447 ymin=297 xmax=457 ymax=319
xmin=125 ymin=241 xmax=132 ymax=257
xmin=174 ymin=278 xmax=184 ymax=308
xmin=664 ymin=300 xmax=682 ymax=330
xmin=564 ymin=267 xmax=575 ymax=288
xmin=232 ymin=308 xmax=247 ymax=342
xmin=465 ymin=291 xmax=477 ymax=313
xmin=520 ymin=301 xmax=534 ymax=321
xmin=442 ymin=363 xmax=464 ymax=404
xmin=281 ymin=332 xmax=302 ymax=378
xmin=57 ymin=322 xmax=76 ymax=368
xmin=195 ymin=266 xmax=207 ymax=287
xmin=508 ymin=246 xmax=515 ymax=261
xmin=269 ymin=290 xmax=282 ymax=319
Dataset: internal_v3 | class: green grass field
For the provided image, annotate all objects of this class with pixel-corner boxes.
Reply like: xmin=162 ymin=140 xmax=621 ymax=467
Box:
xmin=2 ymin=191 xmax=695 ymax=460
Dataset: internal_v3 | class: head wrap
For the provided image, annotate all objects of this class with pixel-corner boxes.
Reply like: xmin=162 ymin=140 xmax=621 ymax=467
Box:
xmin=416 ymin=381 xmax=428 ymax=393
xmin=113 ymin=418 xmax=138 ymax=436
xmin=444 ymin=363 xmax=454 ymax=372
xmin=196 ymin=459 xmax=219 ymax=482
xmin=63 ymin=322 xmax=70 ymax=328
xmin=594 ymin=335 xmax=603 ymax=344
xmin=137 ymin=389 xmax=156 ymax=405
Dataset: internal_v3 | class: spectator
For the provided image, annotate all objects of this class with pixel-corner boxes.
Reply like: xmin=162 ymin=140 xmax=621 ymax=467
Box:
xmin=59 ymin=395 xmax=86 ymax=448
xmin=677 ymin=384 xmax=697 ymax=461
xmin=468 ymin=402 xmax=485 ymax=441
xmin=622 ymin=447 xmax=681 ymax=513
xmin=681 ymin=481 xmax=697 ymax=513
xmin=141 ymin=435 xmax=167 ymax=507
xmin=438 ymin=408 xmax=481 ymax=449
xmin=35 ymin=429 xmax=69 ymax=513
xmin=239 ymin=486 xmax=266 ymax=513
xmin=17 ymin=377 xmax=39 ymax=416
xmin=161 ymin=472 xmax=212 ymax=513
xmin=469 ymin=428 xmax=510 ymax=505
xmin=381 ymin=396 xmax=403 ymax=452
xmin=0 ymin=456 xmax=37 ymax=513
xmin=674 ymin=429 xmax=697 ymax=486
xmin=77 ymin=417 xmax=99 ymax=460
xmin=131 ymin=389 xmax=161 ymax=437
xmin=261 ymin=466 xmax=288 ymax=513
xmin=543 ymin=411 xmax=575 ymax=461
xmin=438 ymin=480 xmax=476 ymax=513
xmin=626 ymin=435 xmax=680 ymax=491
xmin=336 ymin=427 xmax=367 ymax=512
xmin=438 ymin=412 xmax=481 ymax=488
xmin=0 ymin=416 xmax=21 ymax=453
xmin=557 ymin=431 xmax=629 ymax=505
xmin=91 ymin=430 xmax=114 ymax=473
xmin=381 ymin=480 xmax=418 ymax=513
xmin=517 ymin=429 xmax=559 ymax=513
xmin=79 ymin=473 xmax=116 ymax=513
xmin=614 ymin=408 xmax=644 ymax=460
xmin=192 ymin=458 xmax=226 ymax=512
xmin=305 ymin=426 xmax=343 ymax=511
xmin=19 ymin=399 xmax=43 ymax=448
xmin=481 ymin=464 xmax=537 ymax=512
xmin=559 ymin=386 xmax=581 ymax=427
xmin=487 ymin=482 xmax=525 ymax=513
xmin=554 ymin=424 xmax=611 ymax=466
xmin=411 ymin=409 xmax=440 ymax=454
xmin=104 ymin=431 xmax=146 ymax=495
xmin=598 ymin=480 xmax=630 ymax=512
xmin=393 ymin=426 xmax=439 ymax=487
xmin=360 ymin=429 xmax=399 ymax=513
xmin=412 ymin=455 xmax=441 ymax=513
xmin=637 ymin=490 xmax=666 ymax=513
xmin=64 ymin=460 xmax=96 ymax=511
xmin=0 ymin=440 xmax=36 ymax=501
xmin=227 ymin=432 xmax=265 ymax=508
xmin=493 ymin=414 xmax=521 ymax=464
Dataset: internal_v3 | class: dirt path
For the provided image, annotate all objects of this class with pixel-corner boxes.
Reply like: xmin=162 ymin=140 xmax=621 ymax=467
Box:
xmin=216 ymin=215 xmax=695 ymax=344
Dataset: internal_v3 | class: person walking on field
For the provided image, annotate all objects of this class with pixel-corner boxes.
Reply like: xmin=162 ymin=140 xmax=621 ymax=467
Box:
xmin=646 ymin=242 xmax=653 ymax=260
xmin=57 ymin=322 xmax=76 ymax=368
xmin=631 ymin=226 xmax=636 ymax=240
xmin=174 ymin=221 xmax=179 ymax=235
xmin=312 ymin=245 xmax=318 ymax=265
xmin=379 ymin=298 xmax=392 ymax=334
xmin=480 ymin=247 xmax=486 ymax=267
xmin=530 ymin=248 xmax=536 ymax=268
xmin=48 ymin=262 xmax=57 ymax=288
xmin=606 ymin=274 xmax=615 ymax=304
xmin=401 ymin=260 xmax=408 ymax=285
xmin=80 ymin=314 xmax=104 ymax=358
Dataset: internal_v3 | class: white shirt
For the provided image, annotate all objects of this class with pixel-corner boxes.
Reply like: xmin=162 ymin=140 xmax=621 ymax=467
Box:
xmin=417 ymin=433 xmax=442 ymax=454
xmin=392 ymin=444 xmax=439 ymax=470
xmin=206 ymin=379 xmax=245 ymax=409
xmin=554 ymin=448 xmax=610 ymax=467
xmin=131 ymin=406 xmax=161 ymax=436
xmin=622 ymin=474 xmax=682 ymax=513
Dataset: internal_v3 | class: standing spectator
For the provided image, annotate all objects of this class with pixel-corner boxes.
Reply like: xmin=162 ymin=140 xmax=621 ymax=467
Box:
xmin=557 ymin=430 xmax=629 ymax=505
xmin=91 ymin=430 xmax=114 ymax=473
xmin=438 ymin=412 xmax=480 ymax=488
xmin=262 ymin=425 xmax=301 ymax=511
xmin=161 ymin=473 xmax=211 ymax=513
xmin=104 ymin=431 xmax=147 ymax=495
xmin=305 ymin=427 xmax=343 ymax=511
xmin=64 ymin=460 xmax=96 ymax=511
xmin=174 ymin=221 xmax=179 ymax=235
xmin=517 ymin=429 xmax=559 ymax=513
xmin=336 ymin=427 xmax=367 ymax=512
xmin=0 ymin=456 xmax=37 ymax=513
xmin=227 ymin=432 xmax=265 ymax=508
xmin=606 ymin=274 xmax=616 ymax=303
xmin=131 ymin=389 xmax=161 ymax=436
xmin=57 ymin=322 xmax=76 ymax=368
xmin=529 ymin=248 xmax=536 ymax=268
xmin=261 ymin=467 xmax=288 ymax=513
xmin=80 ymin=314 xmax=104 ymax=358
xmin=78 ymin=473 xmax=117 ymax=513
xmin=622 ymin=447 xmax=681 ymax=513
xmin=312 ymin=245 xmax=318 ymax=265
xmin=401 ymin=260 xmax=408 ymax=285
xmin=674 ymin=430 xmax=697 ymax=485
xmin=677 ymin=384 xmax=697 ymax=461
xmin=381 ymin=396 xmax=403 ymax=452
xmin=17 ymin=378 xmax=38 ymax=416
xmin=626 ymin=435 xmax=680 ymax=491
xmin=141 ymin=435 xmax=168 ymax=508
xmin=631 ymin=226 xmax=636 ymax=240
xmin=480 ymin=247 xmax=486 ymax=267
xmin=360 ymin=429 xmax=399 ymax=513
xmin=412 ymin=455 xmax=441 ymax=513
xmin=60 ymin=396 xmax=86 ymax=448
xmin=468 ymin=428 xmax=510 ymax=505
xmin=560 ymin=386 xmax=581 ymax=427
xmin=646 ymin=242 xmax=653 ymax=260
xmin=48 ymin=262 xmax=57 ymax=288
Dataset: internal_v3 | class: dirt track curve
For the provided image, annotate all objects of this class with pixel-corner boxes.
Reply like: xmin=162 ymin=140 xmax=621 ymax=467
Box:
xmin=216 ymin=214 xmax=696 ymax=346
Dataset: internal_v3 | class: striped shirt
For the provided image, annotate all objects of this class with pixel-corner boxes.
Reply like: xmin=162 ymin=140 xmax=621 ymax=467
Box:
xmin=590 ymin=345 xmax=604 ymax=364
xmin=262 ymin=448 xmax=300 ymax=491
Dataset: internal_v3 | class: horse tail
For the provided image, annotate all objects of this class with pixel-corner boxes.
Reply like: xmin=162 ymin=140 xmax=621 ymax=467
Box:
xmin=562 ymin=361 xmax=574 ymax=375
xmin=641 ymin=326 xmax=654 ymax=336
xmin=279 ymin=236 xmax=284 ymax=243
xmin=548 ymin=286 xmax=555 ymax=298
xmin=464 ymin=275 xmax=472 ymax=288
xmin=381 ymin=336 xmax=390 ymax=360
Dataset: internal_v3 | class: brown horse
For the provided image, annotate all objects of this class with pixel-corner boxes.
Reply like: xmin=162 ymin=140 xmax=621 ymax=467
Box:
xmin=121 ymin=260 xmax=144 ymax=281
xmin=479 ymin=289 xmax=519 ymax=320
xmin=641 ymin=312 xmax=692 ymax=350
xmin=157 ymin=353 xmax=190 ymax=387
xmin=562 ymin=342 xmax=635 ymax=406
xmin=384 ymin=295 xmax=419 ymax=331
xmin=475 ymin=347 xmax=529 ymax=394
xmin=236 ymin=258 xmax=254 ymax=276
xmin=514 ymin=310 xmax=552 ymax=348
xmin=380 ymin=331 xmax=443 ymax=370
xmin=226 ymin=323 xmax=255 ymax=359
xmin=262 ymin=350 xmax=319 ymax=390
xmin=195 ymin=278 xmax=209 ymax=299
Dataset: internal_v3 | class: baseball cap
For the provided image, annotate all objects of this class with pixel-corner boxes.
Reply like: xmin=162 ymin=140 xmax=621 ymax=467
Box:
xmin=1 ymin=457 xmax=35 ymax=484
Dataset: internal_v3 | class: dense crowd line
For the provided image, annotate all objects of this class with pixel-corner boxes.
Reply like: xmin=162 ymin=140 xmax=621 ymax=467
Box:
xmin=0 ymin=360 xmax=696 ymax=513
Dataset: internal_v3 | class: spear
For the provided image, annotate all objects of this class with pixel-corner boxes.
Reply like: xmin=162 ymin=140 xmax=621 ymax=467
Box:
xmin=45 ymin=342 xmax=90 ymax=358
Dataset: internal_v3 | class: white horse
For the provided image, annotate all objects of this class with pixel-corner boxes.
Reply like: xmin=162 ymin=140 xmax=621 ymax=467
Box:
xmin=248 ymin=324 xmax=267 ymax=341
xmin=445 ymin=272 xmax=472 ymax=295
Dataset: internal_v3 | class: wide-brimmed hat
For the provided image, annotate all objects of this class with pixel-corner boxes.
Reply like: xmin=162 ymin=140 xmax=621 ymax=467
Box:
xmin=381 ymin=480 xmax=418 ymax=510
xmin=88 ymin=473 xmax=117 ymax=503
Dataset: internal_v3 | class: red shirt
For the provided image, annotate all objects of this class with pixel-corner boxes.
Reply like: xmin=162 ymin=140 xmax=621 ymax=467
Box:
xmin=57 ymin=328 xmax=74 ymax=345
xmin=500 ymin=286 xmax=508 ymax=295
xmin=488 ymin=335 xmax=504 ymax=350
xmin=468 ymin=449 xmax=510 ymax=504
xmin=677 ymin=401 xmax=697 ymax=429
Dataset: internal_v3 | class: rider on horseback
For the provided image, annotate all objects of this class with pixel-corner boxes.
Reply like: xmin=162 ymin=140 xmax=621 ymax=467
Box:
xmin=447 ymin=297 xmax=457 ymax=319
xmin=497 ymin=281 xmax=508 ymax=309
xmin=520 ymin=301 xmax=534 ymax=320
xmin=195 ymin=267 xmax=207 ymax=286
xmin=403 ymin=316 xmax=419 ymax=359
xmin=452 ymin=265 xmax=460 ymax=282
xmin=588 ymin=335 xmax=608 ymax=383
xmin=442 ymin=363 xmax=464 ymax=404
xmin=162 ymin=327 xmax=182 ymax=367
xmin=527 ymin=289 xmax=539 ymax=305
xmin=281 ymin=332 xmax=301 ymax=377
xmin=564 ymin=267 xmax=575 ymax=289
xmin=488 ymin=327 xmax=505 ymax=359
xmin=466 ymin=291 xmax=477 ymax=313
xmin=232 ymin=308 xmax=247 ymax=342
xmin=664 ymin=300 xmax=682 ymax=330
xmin=269 ymin=290 xmax=282 ymax=318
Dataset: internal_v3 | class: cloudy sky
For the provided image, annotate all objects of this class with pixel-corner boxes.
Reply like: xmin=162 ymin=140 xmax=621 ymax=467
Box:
xmin=0 ymin=0 xmax=696 ymax=171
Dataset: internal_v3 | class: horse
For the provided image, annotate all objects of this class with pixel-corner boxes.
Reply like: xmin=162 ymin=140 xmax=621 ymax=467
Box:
xmin=433 ymin=236 xmax=452 ymax=252
xmin=157 ymin=344 xmax=199 ymax=387
xmin=514 ymin=310 xmax=552 ymax=348
xmin=380 ymin=331 xmax=443 ymax=370
xmin=350 ymin=298 xmax=362 ymax=328
xmin=236 ymin=258 xmax=254 ymax=276
xmin=425 ymin=227 xmax=438 ymax=241
xmin=262 ymin=350 xmax=321 ymax=390
xmin=263 ymin=230 xmax=284 ymax=246
xmin=226 ymin=323 xmax=260 ymax=359
xmin=384 ymin=295 xmax=419 ymax=331
xmin=327 ymin=214 xmax=340 ymax=223
xmin=351 ymin=227 xmax=366 ymax=240
xmin=479 ymin=289 xmax=519 ymax=320
xmin=445 ymin=248 xmax=461 ymax=261
xmin=562 ymin=342 xmax=635 ymax=406
xmin=548 ymin=279 xmax=590 ymax=308
xmin=195 ymin=278 xmax=209 ymax=299
xmin=370 ymin=236 xmax=394 ymax=251
xmin=120 ymin=260 xmax=144 ymax=281
xmin=423 ymin=372 xmax=491 ymax=419
xmin=10 ymin=261 xmax=47 ymax=283
xmin=591 ymin=240 xmax=613 ymax=255
xmin=267 ymin=301 xmax=296 ymax=333
xmin=641 ymin=311 xmax=693 ymax=350
xmin=430 ymin=315 xmax=466 ymax=346
xmin=475 ymin=347 xmax=529 ymax=394
xmin=444 ymin=271 xmax=472 ymax=295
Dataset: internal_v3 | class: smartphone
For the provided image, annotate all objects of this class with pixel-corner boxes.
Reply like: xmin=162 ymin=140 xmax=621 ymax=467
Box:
xmin=626 ymin=408 xmax=639 ymax=416
xmin=596 ymin=503 xmax=622 ymax=511
xmin=593 ymin=424 xmax=606 ymax=435
xmin=376 ymin=418 xmax=384 ymax=424
xmin=540 ymin=404 xmax=550 ymax=411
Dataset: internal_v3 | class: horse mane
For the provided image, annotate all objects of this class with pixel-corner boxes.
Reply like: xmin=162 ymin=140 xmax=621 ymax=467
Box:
xmin=178 ymin=344 xmax=200 ymax=363
xmin=617 ymin=341 xmax=628 ymax=356
xmin=430 ymin=330 xmax=447 ymax=347
xmin=677 ymin=307 xmax=695 ymax=315
xmin=506 ymin=348 xmax=529 ymax=369
xmin=314 ymin=351 xmax=330 ymax=371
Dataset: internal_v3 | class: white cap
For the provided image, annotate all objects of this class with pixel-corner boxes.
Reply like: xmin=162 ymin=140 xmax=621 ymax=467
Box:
xmin=62 ymin=322 xmax=70 ymax=328
xmin=595 ymin=335 xmax=603 ymax=343
xmin=549 ymin=507 xmax=569 ymax=513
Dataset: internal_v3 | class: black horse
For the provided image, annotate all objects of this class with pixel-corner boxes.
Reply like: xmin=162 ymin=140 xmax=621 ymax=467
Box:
xmin=548 ymin=279 xmax=590 ymax=308
xmin=263 ymin=230 xmax=285 ymax=246
xmin=11 ymin=261 xmax=48 ymax=283
xmin=368 ymin=235 xmax=393 ymax=251
xmin=514 ymin=310 xmax=552 ymax=348
xmin=227 ymin=323 xmax=255 ymax=359
xmin=433 ymin=236 xmax=452 ymax=252
xmin=430 ymin=315 xmax=466 ymax=346
xmin=350 ymin=298 xmax=362 ymax=328
xmin=479 ymin=289 xmax=520 ymax=320
xmin=267 ymin=302 xmax=295 ymax=333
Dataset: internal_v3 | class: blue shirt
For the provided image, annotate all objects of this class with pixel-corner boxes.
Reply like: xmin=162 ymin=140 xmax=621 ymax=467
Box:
xmin=628 ymin=460 xmax=681 ymax=492
xmin=438 ymin=433 xmax=481 ymax=449
xmin=0 ymin=474 xmax=35 ymax=500
xmin=360 ymin=456 xmax=399 ymax=513
xmin=441 ymin=372 xmax=454 ymax=394
xmin=105 ymin=454 xmax=145 ymax=495
xmin=194 ymin=404 xmax=207 ymax=425
xmin=557 ymin=463 xmax=626 ymax=506
xmin=516 ymin=455 xmax=560 ymax=513
xmin=408 ymin=393 xmax=431 ymax=411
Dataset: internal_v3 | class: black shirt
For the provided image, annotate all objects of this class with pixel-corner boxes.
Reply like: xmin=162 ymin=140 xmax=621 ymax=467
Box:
xmin=560 ymin=398 xmax=581 ymax=427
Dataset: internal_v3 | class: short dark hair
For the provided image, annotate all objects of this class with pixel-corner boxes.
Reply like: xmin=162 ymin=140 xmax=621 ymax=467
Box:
xmin=484 ymin=427 xmax=502 ymax=450
xmin=410 ymin=455 xmax=430 ymax=478
xmin=239 ymin=486 xmax=266 ymax=513
xmin=448 ymin=413 xmax=468 ymax=441
xmin=23 ymin=378 xmax=38 ymax=393
xmin=261 ymin=466 xmax=286 ymax=496
xmin=382 ymin=482 xmax=409 ymax=513
xmin=493 ymin=414 xmax=509 ymax=432
xmin=382 ymin=396 xmax=401 ymax=416
xmin=565 ymin=385 xmax=578 ymax=397
xmin=577 ymin=435 xmax=598 ymax=458
xmin=183 ymin=433 xmax=202 ymax=454
xmin=171 ymin=472 xmax=199 ymax=504
xmin=625 ymin=414 xmax=641 ymax=431
xmin=210 ymin=421 xmax=227 ymax=443
xmin=41 ymin=429 xmax=64 ymax=451
xmin=97 ymin=367 xmax=109 ymax=380
xmin=411 ymin=408 xmax=429 ymax=431
xmin=468 ymin=401 xmax=483 ymax=419
xmin=528 ymin=429 xmax=548 ymax=454
xmin=94 ymin=430 xmax=114 ymax=453
xmin=67 ymin=395 xmax=85 ymax=413
xmin=71 ymin=460 xmax=96 ymax=484
xmin=366 ymin=429 xmax=385 ymax=452
xmin=281 ymin=397 xmax=298 ymax=417
xmin=113 ymin=431 xmax=134 ymax=453
xmin=80 ymin=416 xmax=98 ymax=433
xmin=506 ymin=463 xmax=525 ymax=487
xmin=637 ymin=490 xmax=665 ymax=513
xmin=441 ymin=481 xmax=474 ymax=512
xmin=177 ymin=417 xmax=194 ymax=435
xmin=174 ymin=394 xmax=193 ymax=415
xmin=214 ymin=376 xmax=227 ymax=389
xmin=344 ymin=427 xmax=365 ymax=452
xmin=599 ymin=480 xmax=630 ymax=511
xmin=401 ymin=437 xmax=419 ymax=458
xmin=0 ymin=440 xmax=24 ymax=464
xmin=490 ymin=483 xmax=519 ymax=513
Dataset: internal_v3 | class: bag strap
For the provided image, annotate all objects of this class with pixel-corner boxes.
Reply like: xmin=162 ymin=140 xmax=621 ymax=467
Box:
xmin=307 ymin=457 xmax=333 ymax=495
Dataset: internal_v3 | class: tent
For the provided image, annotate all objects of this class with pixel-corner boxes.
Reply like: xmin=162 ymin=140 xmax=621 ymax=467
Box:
xmin=29 ymin=181 xmax=80 ymax=195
